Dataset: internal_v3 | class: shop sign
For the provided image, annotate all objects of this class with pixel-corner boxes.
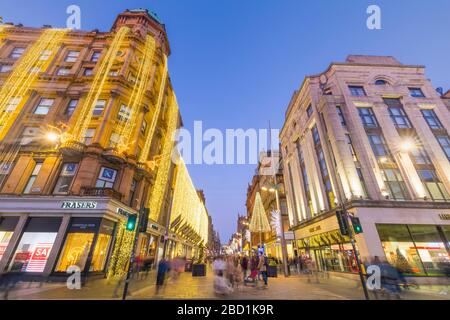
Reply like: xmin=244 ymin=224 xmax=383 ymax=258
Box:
xmin=309 ymin=225 xmax=321 ymax=233
xmin=61 ymin=201 xmax=97 ymax=209
xmin=439 ymin=213 xmax=450 ymax=220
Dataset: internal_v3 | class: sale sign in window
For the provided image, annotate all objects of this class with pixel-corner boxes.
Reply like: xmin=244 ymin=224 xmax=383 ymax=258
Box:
xmin=9 ymin=232 xmax=57 ymax=273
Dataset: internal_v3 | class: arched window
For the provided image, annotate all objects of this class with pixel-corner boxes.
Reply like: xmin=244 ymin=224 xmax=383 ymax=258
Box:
xmin=375 ymin=79 xmax=388 ymax=85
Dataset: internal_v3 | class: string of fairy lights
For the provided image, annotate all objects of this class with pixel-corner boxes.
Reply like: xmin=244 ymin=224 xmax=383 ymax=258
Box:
xmin=106 ymin=221 xmax=135 ymax=278
xmin=138 ymin=54 xmax=168 ymax=164
xmin=112 ymin=34 xmax=156 ymax=154
xmin=0 ymin=28 xmax=67 ymax=139
xmin=148 ymin=92 xmax=179 ymax=222
xmin=69 ymin=26 xmax=129 ymax=143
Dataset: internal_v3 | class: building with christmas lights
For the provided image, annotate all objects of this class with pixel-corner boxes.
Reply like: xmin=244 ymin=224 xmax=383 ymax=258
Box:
xmin=280 ymin=55 xmax=450 ymax=280
xmin=0 ymin=9 xmax=208 ymax=280
xmin=245 ymin=151 xmax=294 ymax=259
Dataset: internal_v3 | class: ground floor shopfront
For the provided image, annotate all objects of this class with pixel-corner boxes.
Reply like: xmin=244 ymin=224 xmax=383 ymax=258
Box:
xmin=293 ymin=204 xmax=450 ymax=277
xmin=0 ymin=196 xmax=138 ymax=279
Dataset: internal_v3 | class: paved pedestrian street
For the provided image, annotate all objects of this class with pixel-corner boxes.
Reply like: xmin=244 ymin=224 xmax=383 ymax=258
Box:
xmin=2 ymin=269 xmax=448 ymax=300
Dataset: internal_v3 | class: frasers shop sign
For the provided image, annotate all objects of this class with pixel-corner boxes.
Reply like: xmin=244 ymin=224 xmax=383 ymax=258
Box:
xmin=61 ymin=201 xmax=98 ymax=209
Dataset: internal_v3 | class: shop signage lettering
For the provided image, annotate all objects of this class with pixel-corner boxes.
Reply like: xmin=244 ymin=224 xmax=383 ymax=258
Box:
xmin=439 ymin=213 xmax=450 ymax=220
xmin=117 ymin=208 xmax=133 ymax=217
xmin=61 ymin=201 xmax=97 ymax=209
xmin=309 ymin=225 xmax=321 ymax=233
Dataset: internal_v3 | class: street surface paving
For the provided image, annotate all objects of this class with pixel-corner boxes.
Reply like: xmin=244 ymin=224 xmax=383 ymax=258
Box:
xmin=1 ymin=269 xmax=449 ymax=300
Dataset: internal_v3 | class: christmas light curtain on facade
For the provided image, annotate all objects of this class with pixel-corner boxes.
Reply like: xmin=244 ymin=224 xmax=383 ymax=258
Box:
xmin=249 ymin=192 xmax=271 ymax=233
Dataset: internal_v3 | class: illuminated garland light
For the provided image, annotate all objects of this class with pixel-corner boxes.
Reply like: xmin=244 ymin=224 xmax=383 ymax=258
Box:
xmin=148 ymin=93 xmax=179 ymax=222
xmin=170 ymin=158 xmax=209 ymax=245
xmin=249 ymin=192 xmax=271 ymax=233
xmin=107 ymin=221 xmax=135 ymax=279
xmin=113 ymin=35 xmax=157 ymax=154
xmin=138 ymin=54 xmax=168 ymax=164
xmin=69 ymin=26 xmax=130 ymax=143
xmin=0 ymin=28 xmax=67 ymax=139
xmin=0 ymin=25 xmax=12 ymax=44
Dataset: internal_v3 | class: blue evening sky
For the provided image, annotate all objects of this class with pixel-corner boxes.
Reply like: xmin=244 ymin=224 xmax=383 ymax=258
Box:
xmin=1 ymin=0 xmax=449 ymax=243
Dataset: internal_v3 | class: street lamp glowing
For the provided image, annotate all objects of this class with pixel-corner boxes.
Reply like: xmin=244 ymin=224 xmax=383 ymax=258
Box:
xmin=46 ymin=132 xmax=60 ymax=143
xmin=261 ymin=186 xmax=268 ymax=191
xmin=400 ymin=139 xmax=415 ymax=152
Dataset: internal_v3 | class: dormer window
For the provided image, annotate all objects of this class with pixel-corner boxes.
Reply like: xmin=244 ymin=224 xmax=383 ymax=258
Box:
xmin=375 ymin=79 xmax=387 ymax=85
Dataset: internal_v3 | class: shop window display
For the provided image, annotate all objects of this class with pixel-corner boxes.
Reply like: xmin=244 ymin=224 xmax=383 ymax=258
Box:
xmin=89 ymin=233 xmax=112 ymax=272
xmin=376 ymin=224 xmax=450 ymax=276
xmin=56 ymin=233 xmax=94 ymax=272
xmin=408 ymin=225 xmax=450 ymax=276
xmin=8 ymin=218 xmax=61 ymax=273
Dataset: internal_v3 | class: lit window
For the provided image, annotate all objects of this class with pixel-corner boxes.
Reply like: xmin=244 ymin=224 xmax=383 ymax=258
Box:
xmin=421 ymin=109 xmax=443 ymax=130
xmin=39 ymin=50 xmax=52 ymax=61
xmin=4 ymin=97 xmax=22 ymax=113
xmin=109 ymin=132 xmax=120 ymax=147
xmin=117 ymin=104 xmax=131 ymax=122
xmin=109 ymin=70 xmax=119 ymax=77
xmin=336 ymin=106 xmax=346 ymax=127
xmin=23 ymin=162 xmax=43 ymax=194
xmin=409 ymin=88 xmax=425 ymax=98
xmin=436 ymin=135 xmax=450 ymax=161
xmin=418 ymin=170 xmax=450 ymax=201
xmin=34 ymin=98 xmax=54 ymax=115
xmin=82 ymin=128 xmax=96 ymax=145
xmin=0 ymin=64 xmax=12 ymax=73
xmin=92 ymin=100 xmax=106 ymax=116
xmin=20 ymin=126 xmax=39 ymax=145
xmin=65 ymin=50 xmax=80 ymax=63
xmin=388 ymin=106 xmax=412 ymax=129
xmin=66 ymin=99 xmax=78 ymax=116
xmin=57 ymin=67 xmax=71 ymax=76
xmin=306 ymin=104 xmax=313 ymax=118
xmin=381 ymin=168 xmax=409 ymax=200
xmin=53 ymin=163 xmax=78 ymax=194
xmin=91 ymin=51 xmax=101 ymax=62
xmin=358 ymin=107 xmax=378 ymax=128
xmin=367 ymin=133 xmax=391 ymax=160
xmin=348 ymin=86 xmax=366 ymax=97
xmin=140 ymin=119 xmax=147 ymax=135
xmin=10 ymin=47 xmax=25 ymax=59
xmin=95 ymin=167 xmax=117 ymax=189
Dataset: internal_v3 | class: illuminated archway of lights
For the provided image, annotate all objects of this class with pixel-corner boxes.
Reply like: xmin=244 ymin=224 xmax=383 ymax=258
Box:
xmin=69 ymin=26 xmax=130 ymax=143
xmin=249 ymin=192 xmax=271 ymax=233
xmin=112 ymin=34 xmax=156 ymax=154
xmin=148 ymin=92 xmax=179 ymax=222
xmin=106 ymin=221 xmax=135 ymax=279
xmin=170 ymin=158 xmax=209 ymax=245
xmin=138 ymin=53 xmax=168 ymax=163
xmin=0 ymin=28 xmax=67 ymax=140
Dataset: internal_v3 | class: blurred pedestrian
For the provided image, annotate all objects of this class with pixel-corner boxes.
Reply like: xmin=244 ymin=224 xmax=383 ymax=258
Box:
xmin=258 ymin=253 xmax=268 ymax=287
xmin=156 ymin=258 xmax=170 ymax=294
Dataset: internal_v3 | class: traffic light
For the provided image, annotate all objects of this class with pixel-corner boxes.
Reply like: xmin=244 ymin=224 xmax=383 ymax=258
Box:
xmin=351 ymin=216 xmax=363 ymax=234
xmin=336 ymin=210 xmax=349 ymax=236
xmin=126 ymin=214 xmax=137 ymax=231
xmin=139 ymin=208 xmax=150 ymax=233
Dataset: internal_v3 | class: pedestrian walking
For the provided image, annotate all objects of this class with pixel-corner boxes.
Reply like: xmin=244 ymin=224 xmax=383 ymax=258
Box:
xmin=258 ymin=253 xmax=268 ymax=287
xmin=241 ymin=255 xmax=249 ymax=280
xmin=156 ymin=258 xmax=170 ymax=294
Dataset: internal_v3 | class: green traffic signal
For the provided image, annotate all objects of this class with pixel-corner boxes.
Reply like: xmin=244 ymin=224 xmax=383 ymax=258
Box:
xmin=351 ymin=216 xmax=363 ymax=234
xmin=126 ymin=214 xmax=137 ymax=231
